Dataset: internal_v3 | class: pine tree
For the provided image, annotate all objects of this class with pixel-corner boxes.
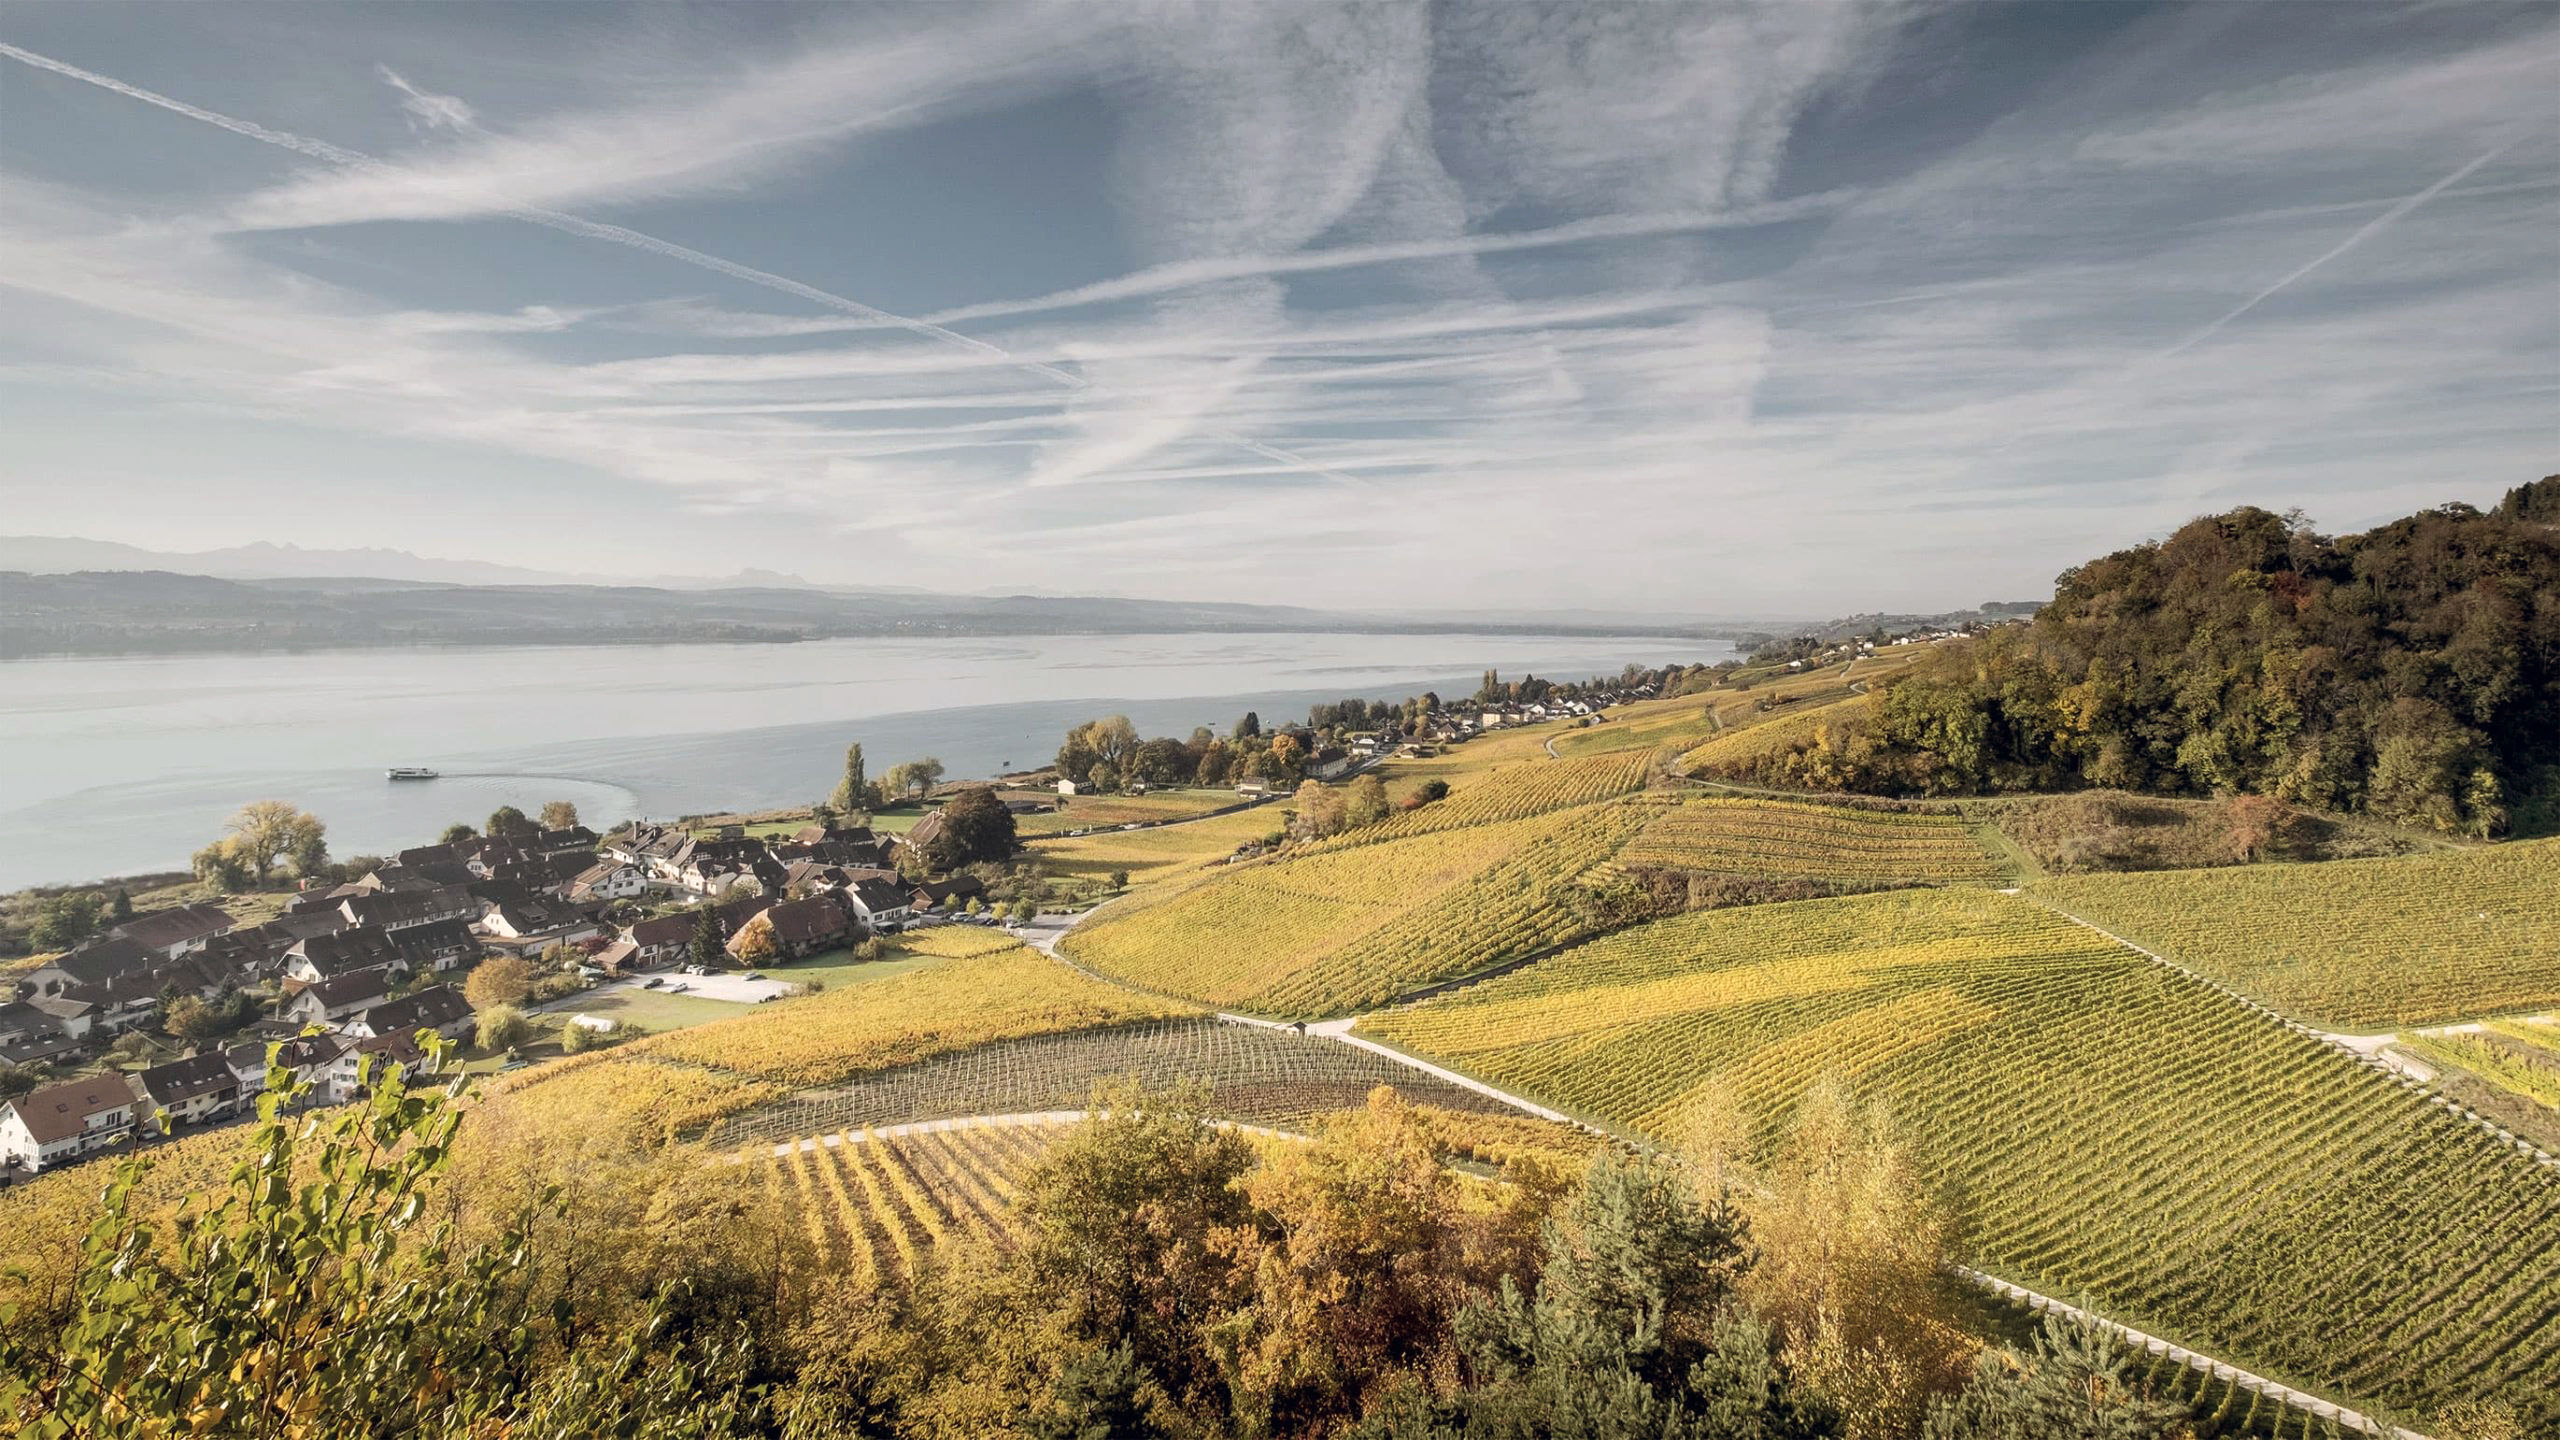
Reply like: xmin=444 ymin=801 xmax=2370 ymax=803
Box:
xmin=832 ymin=742 xmax=869 ymax=813
xmin=690 ymin=907 xmax=726 ymax=969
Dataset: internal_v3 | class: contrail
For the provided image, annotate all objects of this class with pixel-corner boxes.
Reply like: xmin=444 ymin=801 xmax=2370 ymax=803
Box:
xmin=2158 ymin=140 xmax=2518 ymax=360
xmin=0 ymin=39 xmax=1357 ymax=484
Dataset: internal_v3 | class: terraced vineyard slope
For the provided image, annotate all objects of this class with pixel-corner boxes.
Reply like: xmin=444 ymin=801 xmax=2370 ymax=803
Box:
xmin=1063 ymin=797 xmax=1651 ymax=1015
xmin=761 ymin=1120 xmax=1056 ymax=1289
xmin=1357 ymin=888 xmax=2560 ymax=1422
xmin=1612 ymin=796 xmax=2008 ymax=885
xmin=1676 ymin=693 xmax=1865 ymax=775
xmin=2033 ymin=839 xmax=2560 ymax=1029
xmin=720 ymin=1016 xmax=1523 ymax=1147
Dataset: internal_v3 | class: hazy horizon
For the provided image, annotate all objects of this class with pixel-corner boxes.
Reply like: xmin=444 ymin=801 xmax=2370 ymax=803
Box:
xmin=2 ymin=2 xmax=2553 ymax=613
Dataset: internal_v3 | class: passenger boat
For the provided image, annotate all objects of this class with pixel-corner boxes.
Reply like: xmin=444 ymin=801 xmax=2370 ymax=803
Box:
xmin=385 ymin=767 xmax=440 ymax=781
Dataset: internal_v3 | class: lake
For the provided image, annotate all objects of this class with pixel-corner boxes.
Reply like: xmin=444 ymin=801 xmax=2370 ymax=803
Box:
xmin=0 ymin=632 xmax=1712 ymax=889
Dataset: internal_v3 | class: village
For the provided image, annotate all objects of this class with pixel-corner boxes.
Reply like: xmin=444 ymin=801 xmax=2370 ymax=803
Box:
xmin=0 ymin=673 xmax=1673 ymax=1180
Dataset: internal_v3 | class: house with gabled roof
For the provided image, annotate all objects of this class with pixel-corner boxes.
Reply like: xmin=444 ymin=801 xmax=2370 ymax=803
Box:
xmin=131 ymin=1052 xmax=242 ymax=1128
xmin=223 ymin=1034 xmax=344 ymax=1099
xmin=1 ymin=1076 xmax=139 ymax=1174
xmin=735 ymin=895 xmax=853 ymax=960
xmin=844 ymin=879 xmax=915 ymax=931
xmin=479 ymin=894 xmax=601 ymax=946
xmin=342 ymin=984 xmax=474 ymax=1044
xmin=339 ymin=885 xmax=475 ymax=933
xmin=390 ymin=918 xmax=479 ymax=974
xmin=281 ymin=968 xmax=396 ymax=1028
xmin=108 ymin=902 xmax=236 ymax=959
xmin=283 ymin=926 xmax=408 ymax=985
xmin=567 ymin=861 xmax=649 ymax=902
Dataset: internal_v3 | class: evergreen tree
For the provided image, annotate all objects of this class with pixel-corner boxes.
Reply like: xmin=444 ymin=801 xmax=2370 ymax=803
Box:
xmin=690 ymin=907 xmax=726 ymax=970
xmin=1922 ymin=1310 xmax=2190 ymax=1440
xmin=832 ymin=742 xmax=870 ymax=813
xmin=107 ymin=888 xmax=133 ymax=924
xmin=1235 ymin=711 xmax=1262 ymax=740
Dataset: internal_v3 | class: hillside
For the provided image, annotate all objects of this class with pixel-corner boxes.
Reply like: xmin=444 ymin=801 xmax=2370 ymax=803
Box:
xmin=1698 ymin=478 xmax=2560 ymax=837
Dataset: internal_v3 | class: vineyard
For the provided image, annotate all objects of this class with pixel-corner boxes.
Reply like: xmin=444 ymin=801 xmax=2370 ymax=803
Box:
xmin=717 ymin=1016 xmax=1523 ymax=1147
xmin=2033 ymin=839 xmax=2560 ymax=1029
xmin=1674 ymin=693 xmax=1866 ymax=774
xmin=760 ymin=1120 xmax=1056 ymax=1288
xmin=891 ymin=924 xmax=1025 ymax=959
xmin=1029 ymin=804 xmax=1282 ymax=886
xmin=1063 ymin=798 xmax=1653 ymax=1015
xmin=1609 ymin=796 xmax=2008 ymax=885
xmin=2402 ymin=1023 xmax=2560 ymax=1112
xmin=1356 ymin=888 xmax=2560 ymax=1421
xmin=1318 ymin=748 xmax=1657 ymax=850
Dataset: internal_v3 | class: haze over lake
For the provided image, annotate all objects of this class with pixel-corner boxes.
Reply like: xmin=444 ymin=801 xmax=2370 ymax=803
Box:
xmin=0 ymin=631 xmax=1702 ymax=889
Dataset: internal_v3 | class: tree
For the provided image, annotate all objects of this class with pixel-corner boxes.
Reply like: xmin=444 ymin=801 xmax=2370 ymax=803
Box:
xmin=476 ymin=1004 xmax=533 ymax=1052
xmin=440 ymin=822 xmax=478 ymax=845
xmin=190 ymin=839 xmax=254 ymax=894
xmin=1345 ymin=774 xmax=1390 ymax=828
xmin=0 ymin=1042 xmax=761 ymax=1437
xmin=1087 ymin=761 xmax=1121 ymax=795
xmin=28 ymin=892 xmax=104 ymax=951
xmin=1921 ymin=1310 xmax=2189 ymax=1439
xmin=1235 ymin=711 xmax=1261 ymax=740
xmin=106 ymin=888 xmax=133 ymax=924
xmin=884 ymin=758 xmax=946 ymax=801
xmin=465 ymin=953 xmax=535 ymax=1009
xmin=1196 ymin=738 xmax=1235 ymax=787
xmin=691 ymin=907 xmax=727 ymax=970
xmin=1108 ymin=869 xmax=1130 ymax=892
xmin=222 ymin=801 xmax=327 ymax=885
xmin=926 ymin=787 xmax=1019 ymax=870
xmin=539 ymin=799 xmax=582 ymax=831
xmin=487 ymin=805 xmax=537 ymax=839
xmin=729 ymin=914 xmax=779 ymax=968
xmin=2220 ymin=793 xmax=2292 ymax=863
xmin=1403 ymin=779 xmax=1450 ymax=811
xmin=831 ymin=742 xmax=872 ymax=813
xmin=1266 ymin=734 xmax=1306 ymax=784
xmin=1291 ymin=780 xmax=1347 ymax=841
xmin=1132 ymin=738 xmax=1193 ymax=787
xmin=164 ymin=993 xmax=254 ymax=1045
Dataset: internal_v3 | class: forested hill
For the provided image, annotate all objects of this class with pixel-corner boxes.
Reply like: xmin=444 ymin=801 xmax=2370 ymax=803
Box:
xmin=1709 ymin=477 xmax=2560 ymax=836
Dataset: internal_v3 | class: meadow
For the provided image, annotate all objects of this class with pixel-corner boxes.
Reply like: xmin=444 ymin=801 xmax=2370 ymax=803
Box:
xmin=2032 ymin=839 xmax=2560 ymax=1029
xmin=1356 ymin=888 xmax=2560 ymax=1421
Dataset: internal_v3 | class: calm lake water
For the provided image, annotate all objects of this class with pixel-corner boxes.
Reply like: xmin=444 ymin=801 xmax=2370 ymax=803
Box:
xmin=0 ymin=632 xmax=1710 ymax=889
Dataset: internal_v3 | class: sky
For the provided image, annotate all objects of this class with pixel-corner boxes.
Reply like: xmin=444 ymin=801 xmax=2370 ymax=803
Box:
xmin=0 ymin=2 xmax=2553 ymax=614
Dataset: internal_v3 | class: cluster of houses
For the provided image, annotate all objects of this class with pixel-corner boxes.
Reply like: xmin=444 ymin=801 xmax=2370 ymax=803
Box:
xmin=1 ymin=817 xmax=1001 ymax=1177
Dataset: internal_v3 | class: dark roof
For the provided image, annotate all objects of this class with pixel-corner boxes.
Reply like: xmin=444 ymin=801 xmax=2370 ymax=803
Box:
xmin=489 ymin=894 xmax=590 ymax=934
xmin=265 ymin=910 xmax=356 ymax=943
xmin=629 ymin=912 xmax=700 ymax=948
xmin=287 ymin=886 xmax=363 ymax=914
xmin=915 ymin=876 xmax=987 ymax=904
xmin=7 ymin=1076 xmax=137 ymax=1145
xmin=760 ymin=896 xmax=852 ymax=946
xmin=293 ymin=926 xmax=404 ymax=975
xmin=109 ymin=903 xmax=235 ymax=952
xmin=849 ymin=879 xmax=912 ymax=912
xmin=904 ymin=811 xmax=949 ymax=850
xmin=302 ymin=968 xmax=395 ymax=1011
xmin=134 ymin=1051 xmax=239 ymax=1104
xmin=390 ymin=919 xmax=477 ymax=962
xmin=224 ymin=1034 xmax=344 ymax=1074
xmin=359 ymin=985 xmax=473 ymax=1035
xmin=340 ymin=888 xmax=470 ymax=930
xmin=533 ymin=825 xmax=598 ymax=852
xmin=44 ymin=936 xmax=155 ymax=988
xmin=394 ymin=843 xmax=459 ymax=868
xmin=0 ymin=1002 xmax=50 ymax=1039
xmin=63 ymin=957 xmax=216 ymax=1007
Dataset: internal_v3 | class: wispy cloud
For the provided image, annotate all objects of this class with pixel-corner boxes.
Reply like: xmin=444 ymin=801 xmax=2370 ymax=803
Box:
xmin=1 ymin=3 xmax=2552 ymax=610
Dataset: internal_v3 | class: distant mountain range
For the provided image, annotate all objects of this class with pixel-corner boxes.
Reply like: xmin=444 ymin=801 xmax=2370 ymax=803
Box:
xmin=0 ymin=567 xmax=1780 ymax=658
xmin=0 ymin=535 xmax=881 ymax=592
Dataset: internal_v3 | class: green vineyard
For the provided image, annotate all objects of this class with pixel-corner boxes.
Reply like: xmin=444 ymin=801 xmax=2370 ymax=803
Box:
xmin=1319 ymin=748 xmax=1657 ymax=848
xmin=2033 ymin=839 xmax=2560 ymax=1029
xmin=1675 ymin=693 xmax=1865 ymax=774
xmin=1356 ymin=888 xmax=2560 ymax=1420
xmin=717 ymin=1016 xmax=1522 ymax=1147
xmin=1063 ymin=798 xmax=1652 ymax=1015
xmin=1612 ymin=796 xmax=2009 ymax=884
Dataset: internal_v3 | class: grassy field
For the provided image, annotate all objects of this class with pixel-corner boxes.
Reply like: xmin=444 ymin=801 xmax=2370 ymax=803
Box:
xmin=2031 ymin=839 xmax=2560 ymax=1029
xmin=1012 ymin=786 xmax=1245 ymax=836
xmin=1356 ymin=887 xmax=2560 ymax=1423
xmin=1029 ymin=804 xmax=1283 ymax=886
xmin=1063 ymin=797 xmax=1651 ymax=1016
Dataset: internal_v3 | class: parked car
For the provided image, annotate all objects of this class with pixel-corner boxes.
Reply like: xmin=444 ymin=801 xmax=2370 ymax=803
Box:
xmin=741 ymin=971 xmax=765 ymax=982
xmin=682 ymin=964 xmax=706 ymax=975
xmin=641 ymin=977 xmax=662 ymax=989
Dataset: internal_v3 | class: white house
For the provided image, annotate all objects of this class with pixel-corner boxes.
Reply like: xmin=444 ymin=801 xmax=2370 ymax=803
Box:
xmin=843 ymin=878 xmax=915 ymax=931
xmin=567 ymin=861 xmax=649 ymax=903
xmin=223 ymin=1035 xmax=345 ymax=1098
xmin=1 ymin=1076 xmax=138 ymax=1174
xmin=130 ymin=1052 xmax=242 ymax=1129
xmin=282 ymin=968 xmax=396 ymax=1028
xmin=1055 ymin=778 xmax=1080 ymax=796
